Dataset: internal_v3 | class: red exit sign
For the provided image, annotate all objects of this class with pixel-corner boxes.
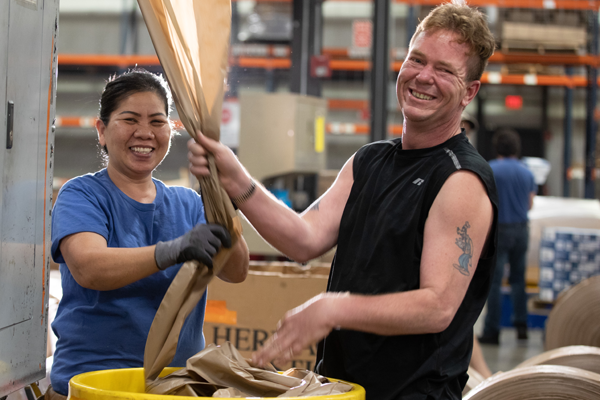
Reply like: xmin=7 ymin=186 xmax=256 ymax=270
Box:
xmin=505 ymin=95 xmax=523 ymax=110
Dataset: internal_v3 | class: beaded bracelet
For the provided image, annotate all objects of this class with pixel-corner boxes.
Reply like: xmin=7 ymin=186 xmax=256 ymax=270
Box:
xmin=231 ymin=179 xmax=256 ymax=206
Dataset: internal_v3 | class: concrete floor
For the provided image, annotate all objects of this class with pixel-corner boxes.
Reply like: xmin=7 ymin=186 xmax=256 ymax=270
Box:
xmin=473 ymin=303 xmax=547 ymax=374
xmin=479 ymin=327 xmax=545 ymax=373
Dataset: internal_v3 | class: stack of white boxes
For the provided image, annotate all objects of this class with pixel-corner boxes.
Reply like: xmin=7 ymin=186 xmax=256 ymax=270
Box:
xmin=539 ymin=227 xmax=600 ymax=302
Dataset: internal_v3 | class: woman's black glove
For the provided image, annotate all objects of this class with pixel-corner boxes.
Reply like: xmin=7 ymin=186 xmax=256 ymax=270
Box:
xmin=154 ymin=224 xmax=232 ymax=270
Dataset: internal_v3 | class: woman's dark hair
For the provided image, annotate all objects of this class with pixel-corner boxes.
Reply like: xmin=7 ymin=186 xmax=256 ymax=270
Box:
xmin=98 ymin=69 xmax=173 ymax=157
xmin=493 ymin=128 xmax=521 ymax=158
xmin=99 ymin=68 xmax=172 ymax=125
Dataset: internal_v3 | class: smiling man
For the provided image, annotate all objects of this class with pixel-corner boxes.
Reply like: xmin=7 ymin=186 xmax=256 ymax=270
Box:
xmin=189 ymin=2 xmax=498 ymax=399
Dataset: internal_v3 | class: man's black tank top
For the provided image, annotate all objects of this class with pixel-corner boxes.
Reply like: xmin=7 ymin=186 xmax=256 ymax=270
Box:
xmin=316 ymin=132 xmax=498 ymax=400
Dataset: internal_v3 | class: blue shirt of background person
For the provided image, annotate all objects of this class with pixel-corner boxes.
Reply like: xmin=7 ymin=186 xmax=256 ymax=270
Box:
xmin=490 ymin=156 xmax=536 ymax=224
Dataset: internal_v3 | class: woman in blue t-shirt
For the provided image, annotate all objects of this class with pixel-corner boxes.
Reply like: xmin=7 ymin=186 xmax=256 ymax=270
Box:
xmin=49 ymin=69 xmax=249 ymax=397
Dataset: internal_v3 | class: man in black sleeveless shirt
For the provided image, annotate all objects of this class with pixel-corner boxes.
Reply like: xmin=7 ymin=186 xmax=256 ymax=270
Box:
xmin=189 ymin=2 xmax=498 ymax=399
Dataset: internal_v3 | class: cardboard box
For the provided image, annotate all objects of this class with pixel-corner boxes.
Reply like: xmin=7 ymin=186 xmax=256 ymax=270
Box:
xmin=317 ymin=170 xmax=339 ymax=198
xmin=527 ymin=197 xmax=600 ymax=281
xmin=538 ymin=227 xmax=600 ymax=302
xmin=501 ymin=22 xmax=586 ymax=53
xmin=239 ymin=92 xmax=327 ymax=183
xmin=203 ymin=262 xmax=330 ymax=371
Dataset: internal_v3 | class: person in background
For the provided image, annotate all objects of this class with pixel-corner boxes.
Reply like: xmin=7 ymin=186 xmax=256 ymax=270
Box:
xmin=461 ymin=111 xmax=479 ymax=146
xmin=188 ymin=2 xmax=498 ymax=398
xmin=479 ymin=128 xmax=536 ymax=345
xmin=48 ymin=69 xmax=249 ymax=399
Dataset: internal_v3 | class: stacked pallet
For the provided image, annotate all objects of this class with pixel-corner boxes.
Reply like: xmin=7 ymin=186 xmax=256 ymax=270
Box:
xmin=500 ymin=8 xmax=587 ymax=55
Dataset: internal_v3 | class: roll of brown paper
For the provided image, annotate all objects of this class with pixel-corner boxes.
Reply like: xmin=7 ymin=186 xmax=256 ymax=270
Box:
xmin=463 ymin=367 xmax=485 ymax=396
xmin=516 ymin=345 xmax=600 ymax=375
xmin=545 ymin=275 xmax=600 ymax=351
xmin=463 ymin=365 xmax=600 ymax=400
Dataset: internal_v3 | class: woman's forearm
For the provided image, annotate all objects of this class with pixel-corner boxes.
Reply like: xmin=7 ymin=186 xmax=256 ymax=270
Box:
xmin=61 ymin=232 xmax=160 ymax=291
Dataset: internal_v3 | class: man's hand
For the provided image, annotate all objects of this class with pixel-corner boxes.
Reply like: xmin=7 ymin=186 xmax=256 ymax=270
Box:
xmin=154 ymin=224 xmax=232 ymax=270
xmin=188 ymin=133 xmax=252 ymax=200
xmin=252 ymin=293 xmax=346 ymax=367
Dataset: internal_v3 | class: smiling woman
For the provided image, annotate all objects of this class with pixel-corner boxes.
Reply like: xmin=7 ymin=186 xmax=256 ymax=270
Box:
xmin=96 ymin=91 xmax=172 ymax=192
xmin=96 ymin=71 xmax=173 ymax=176
xmin=47 ymin=69 xmax=249 ymax=398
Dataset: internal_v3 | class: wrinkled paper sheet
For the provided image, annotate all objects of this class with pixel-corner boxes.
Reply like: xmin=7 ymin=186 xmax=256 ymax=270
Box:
xmin=137 ymin=0 xmax=239 ymax=236
xmin=137 ymin=0 xmax=243 ymax=386
xmin=147 ymin=342 xmax=353 ymax=397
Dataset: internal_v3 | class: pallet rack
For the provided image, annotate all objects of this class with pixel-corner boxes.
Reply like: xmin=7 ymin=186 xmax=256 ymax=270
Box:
xmin=56 ymin=0 xmax=600 ymax=197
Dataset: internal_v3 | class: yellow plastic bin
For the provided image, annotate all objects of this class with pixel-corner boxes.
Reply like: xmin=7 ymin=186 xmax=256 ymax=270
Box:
xmin=69 ymin=368 xmax=366 ymax=400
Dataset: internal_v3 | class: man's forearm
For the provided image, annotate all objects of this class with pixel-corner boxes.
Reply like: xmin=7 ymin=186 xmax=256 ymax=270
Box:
xmin=237 ymin=185 xmax=329 ymax=262
xmin=330 ymin=289 xmax=457 ymax=336
xmin=253 ymin=288 xmax=461 ymax=367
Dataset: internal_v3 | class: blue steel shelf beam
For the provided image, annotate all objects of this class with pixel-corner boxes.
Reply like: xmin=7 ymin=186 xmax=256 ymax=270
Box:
xmin=585 ymin=9 xmax=598 ymax=199
xmin=290 ymin=0 xmax=323 ymax=96
xmin=563 ymin=67 xmax=574 ymax=198
xmin=370 ymin=0 xmax=390 ymax=143
xmin=228 ymin=1 xmax=241 ymax=98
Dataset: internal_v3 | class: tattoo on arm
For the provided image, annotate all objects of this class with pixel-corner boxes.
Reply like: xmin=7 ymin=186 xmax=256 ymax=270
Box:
xmin=308 ymin=200 xmax=321 ymax=212
xmin=453 ymin=221 xmax=472 ymax=276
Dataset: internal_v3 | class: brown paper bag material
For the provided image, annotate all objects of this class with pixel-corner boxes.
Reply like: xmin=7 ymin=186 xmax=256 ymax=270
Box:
xmin=144 ymin=256 xmax=229 ymax=383
xmin=149 ymin=343 xmax=353 ymax=397
xmin=204 ymin=262 xmax=330 ymax=371
xmin=282 ymin=368 xmax=328 ymax=384
xmin=137 ymin=0 xmax=230 ymax=141
xmin=212 ymin=387 xmax=253 ymax=398
xmin=137 ymin=0 xmax=244 ymax=388
xmin=171 ymin=385 xmax=199 ymax=397
xmin=138 ymin=0 xmax=241 ymax=232
xmin=281 ymin=368 xmax=353 ymax=395
xmin=186 ymin=343 xmax=298 ymax=397
xmin=280 ymin=372 xmax=352 ymax=397
xmin=147 ymin=375 xmax=209 ymax=396
xmin=136 ymin=0 xmax=240 ymax=231
xmin=146 ymin=368 xmax=223 ymax=396
xmin=139 ymin=0 xmax=241 ymax=235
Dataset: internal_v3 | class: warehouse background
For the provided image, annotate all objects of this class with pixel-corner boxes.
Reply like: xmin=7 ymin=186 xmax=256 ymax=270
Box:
xmin=3 ymin=0 xmax=600 ymax=399
xmin=54 ymin=0 xmax=600 ymax=201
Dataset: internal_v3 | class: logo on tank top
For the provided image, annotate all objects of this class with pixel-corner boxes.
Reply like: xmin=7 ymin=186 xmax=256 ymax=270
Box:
xmin=412 ymin=178 xmax=424 ymax=186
